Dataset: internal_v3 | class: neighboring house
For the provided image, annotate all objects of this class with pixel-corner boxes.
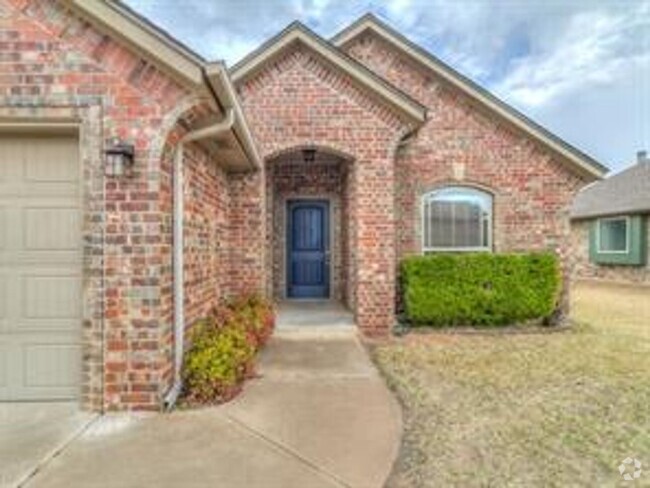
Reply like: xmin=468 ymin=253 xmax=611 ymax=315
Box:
xmin=0 ymin=1 xmax=607 ymax=411
xmin=570 ymin=151 xmax=649 ymax=284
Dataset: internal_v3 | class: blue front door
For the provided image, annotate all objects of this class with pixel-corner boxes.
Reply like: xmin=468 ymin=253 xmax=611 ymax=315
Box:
xmin=287 ymin=200 xmax=330 ymax=298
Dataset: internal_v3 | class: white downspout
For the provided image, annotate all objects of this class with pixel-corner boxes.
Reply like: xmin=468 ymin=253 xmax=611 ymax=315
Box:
xmin=164 ymin=108 xmax=235 ymax=409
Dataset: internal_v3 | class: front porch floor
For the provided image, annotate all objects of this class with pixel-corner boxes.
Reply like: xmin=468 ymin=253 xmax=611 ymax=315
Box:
xmin=276 ymin=300 xmax=355 ymax=328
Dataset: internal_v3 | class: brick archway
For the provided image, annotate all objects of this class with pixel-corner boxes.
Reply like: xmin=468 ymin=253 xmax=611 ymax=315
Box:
xmin=234 ymin=46 xmax=417 ymax=333
xmin=265 ymin=147 xmax=354 ymax=308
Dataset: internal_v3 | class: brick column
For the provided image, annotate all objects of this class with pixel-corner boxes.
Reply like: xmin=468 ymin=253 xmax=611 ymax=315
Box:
xmin=353 ymin=154 xmax=396 ymax=335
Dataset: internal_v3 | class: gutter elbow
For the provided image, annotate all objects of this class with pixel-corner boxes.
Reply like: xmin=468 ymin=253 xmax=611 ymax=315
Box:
xmin=181 ymin=107 xmax=235 ymax=144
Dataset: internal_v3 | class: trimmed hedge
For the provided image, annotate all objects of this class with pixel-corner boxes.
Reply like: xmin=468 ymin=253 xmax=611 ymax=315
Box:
xmin=182 ymin=295 xmax=275 ymax=405
xmin=401 ymin=253 xmax=561 ymax=327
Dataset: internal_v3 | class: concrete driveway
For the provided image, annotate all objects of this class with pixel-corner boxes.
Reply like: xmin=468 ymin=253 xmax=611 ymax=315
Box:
xmin=0 ymin=402 xmax=94 ymax=488
xmin=23 ymin=328 xmax=401 ymax=488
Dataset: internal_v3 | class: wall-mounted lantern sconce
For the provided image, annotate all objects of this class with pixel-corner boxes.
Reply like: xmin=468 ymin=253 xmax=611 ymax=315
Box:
xmin=302 ymin=148 xmax=316 ymax=163
xmin=104 ymin=139 xmax=135 ymax=177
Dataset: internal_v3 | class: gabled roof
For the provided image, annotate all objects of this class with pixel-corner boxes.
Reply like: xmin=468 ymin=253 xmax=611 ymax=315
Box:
xmin=230 ymin=22 xmax=427 ymax=125
xmin=65 ymin=0 xmax=206 ymax=89
xmin=332 ymin=14 xmax=608 ymax=179
xmin=571 ymin=157 xmax=650 ymax=219
xmin=60 ymin=0 xmax=260 ymax=170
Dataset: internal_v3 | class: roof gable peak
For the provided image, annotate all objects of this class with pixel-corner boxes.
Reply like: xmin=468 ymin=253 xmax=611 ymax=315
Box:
xmin=229 ymin=20 xmax=427 ymax=125
xmin=332 ymin=13 xmax=608 ymax=179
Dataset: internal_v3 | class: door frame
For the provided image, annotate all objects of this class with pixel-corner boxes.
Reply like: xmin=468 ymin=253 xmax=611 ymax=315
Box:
xmin=285 ymin=198 xmax=332 ymax=299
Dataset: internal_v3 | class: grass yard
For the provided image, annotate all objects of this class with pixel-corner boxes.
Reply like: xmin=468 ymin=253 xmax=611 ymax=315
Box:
xmin=373 ymin=281 xmax=650 ymax=487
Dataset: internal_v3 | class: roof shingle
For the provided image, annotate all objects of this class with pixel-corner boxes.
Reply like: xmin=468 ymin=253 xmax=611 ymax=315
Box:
xmin=571 ymin=158 xmax=650 ymax=219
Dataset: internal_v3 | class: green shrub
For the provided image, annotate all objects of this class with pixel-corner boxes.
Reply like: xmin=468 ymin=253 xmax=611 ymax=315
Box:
xmin=401 ymin=252 xmax=561 ymax=327
xmin=182 ymin=295 xmax=275 ymax=405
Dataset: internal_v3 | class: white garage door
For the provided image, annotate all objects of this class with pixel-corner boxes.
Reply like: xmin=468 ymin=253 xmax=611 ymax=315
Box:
xmin=0 ymin=134 xmax=82 ymax=400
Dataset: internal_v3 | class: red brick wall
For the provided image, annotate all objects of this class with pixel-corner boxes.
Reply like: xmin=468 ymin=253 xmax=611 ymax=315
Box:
xmin=343 ymin=33 xmax=595 ymax=312
xmin=182 ymin=145 xmax=230 ymax=325
xmin=235 ymin=46 xmax=414 ymax=333
xmin=1 ymin=0 xmax=229 ymax=411
xmin=224 ymin=170 xmax=267 ymax=298
xmin=158 ymin=132 xmax=234 ymax=397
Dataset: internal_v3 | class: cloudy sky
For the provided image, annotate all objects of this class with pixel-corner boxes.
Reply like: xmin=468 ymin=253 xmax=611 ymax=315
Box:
xmin=125 ymin=0 xmax=649 ymax=172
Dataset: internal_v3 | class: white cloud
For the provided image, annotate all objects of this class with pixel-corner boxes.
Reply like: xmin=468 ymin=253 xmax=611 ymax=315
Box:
xmin=495 ymin=6 xmax=650 ymax=108
xmin=487 ymin=2 xmax=650 ymax=169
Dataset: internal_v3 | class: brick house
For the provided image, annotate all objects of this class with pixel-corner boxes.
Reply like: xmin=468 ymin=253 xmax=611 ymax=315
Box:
xmin=0 ymin=1 xmax=607 ymax=411
xmin=570 ymin=151 xmax=649 ymax=285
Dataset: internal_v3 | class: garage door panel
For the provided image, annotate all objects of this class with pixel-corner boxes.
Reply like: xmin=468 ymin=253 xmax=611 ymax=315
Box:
xmin=24 ymin=139 xmax=79 ymax=183
xmin=24 ymin=343 xmax=81 ymax=388
xmin=0 ymin=343 xmax=7 ymax=387
xmin=24 ymin=207 xmax=81 ymax=251
xmin=0 ymin=272 xmax=14 ymax=333
xmin=0 ymin=206 xmax=5 ymax=250
xmin=0 ymin=135 xmax=81 ymax=401
xmin=0 ymin=275 xmax=5 ymax=318
xmin=0 ymin=255 xmax=80 ymax=268
xmin=0 ymin=141 xmax=19 ymax=181
xmin=14 ymin=183 xmax=80 ymax=200
xmin=23 ymin=274 xmax=81 ymax=321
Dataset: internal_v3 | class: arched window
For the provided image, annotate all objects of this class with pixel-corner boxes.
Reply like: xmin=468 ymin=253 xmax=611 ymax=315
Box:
xmin=422 ymin=186 xmax=493 ymax=252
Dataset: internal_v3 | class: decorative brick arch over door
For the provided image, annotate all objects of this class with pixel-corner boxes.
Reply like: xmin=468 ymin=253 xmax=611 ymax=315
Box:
xmin=234 ymin=46 xmax=418 ymax=334
xmin=265 ymin=145 xmax=352 ymax=306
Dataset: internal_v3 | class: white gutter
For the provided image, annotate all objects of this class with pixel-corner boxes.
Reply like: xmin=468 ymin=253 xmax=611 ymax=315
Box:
xmin=205 ymin=61 xmax=262 ymax=170
xmin=164 ymin=107 xmax=235 ymax=409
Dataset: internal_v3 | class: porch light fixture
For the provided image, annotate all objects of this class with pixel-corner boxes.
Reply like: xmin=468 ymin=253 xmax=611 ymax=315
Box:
xmin=104 ymin=139 xmax=135 ymax=177
xmin=302 ymin=148 xmax=316 ymax=163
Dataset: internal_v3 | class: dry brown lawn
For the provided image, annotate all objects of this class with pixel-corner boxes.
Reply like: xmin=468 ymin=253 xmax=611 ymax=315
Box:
xmin=373 ymin=281 xmax=650 ymax=487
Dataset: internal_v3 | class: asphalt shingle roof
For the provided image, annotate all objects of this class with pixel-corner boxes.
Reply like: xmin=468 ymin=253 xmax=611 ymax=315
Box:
xmin=571 ymin=158 xmax=650 ymax=219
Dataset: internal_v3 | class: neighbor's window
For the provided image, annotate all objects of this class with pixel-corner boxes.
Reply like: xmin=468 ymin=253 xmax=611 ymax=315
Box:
xmin=422 ymin=186 xmax=492 ymax=252
xmin=597 ymin=217 xmax=629 ymax=253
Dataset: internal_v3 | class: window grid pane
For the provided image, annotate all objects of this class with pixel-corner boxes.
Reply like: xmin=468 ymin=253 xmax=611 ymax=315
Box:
xmin=599 ymin=219 xmax=627 ymax=252
xmin=423 ymin=187 xmax=492 ymax=250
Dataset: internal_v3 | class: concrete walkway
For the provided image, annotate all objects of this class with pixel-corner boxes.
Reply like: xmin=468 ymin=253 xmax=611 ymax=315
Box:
xmin=24 ymin=328 xmax=401 ymax=488
xmin=0 ymin=403 xmax=95 ymax=488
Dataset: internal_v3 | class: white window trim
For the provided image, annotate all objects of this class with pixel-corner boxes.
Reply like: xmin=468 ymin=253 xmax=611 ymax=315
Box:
xmin=420 ymin=187 xmax=493 ymax=253
xmin=596 ymin=216 xmax=630 ymax=254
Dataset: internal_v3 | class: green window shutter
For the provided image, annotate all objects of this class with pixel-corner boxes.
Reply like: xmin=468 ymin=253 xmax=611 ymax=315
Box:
xmin=589 ymin=215 xmax=647 ymax=266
